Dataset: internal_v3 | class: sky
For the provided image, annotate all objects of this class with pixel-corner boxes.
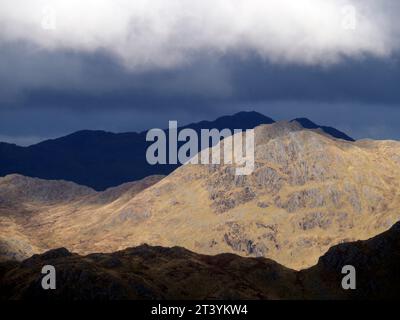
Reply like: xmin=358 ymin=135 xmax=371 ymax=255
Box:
xmin=0 ymin=0 xmax=400 ymax=145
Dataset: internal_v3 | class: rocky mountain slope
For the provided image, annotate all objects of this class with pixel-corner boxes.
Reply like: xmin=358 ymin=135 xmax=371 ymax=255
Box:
xmin=1 ymin=221 xmax=399 ymax=300
xmin=0 ymin=121 xmax=398 ymax=269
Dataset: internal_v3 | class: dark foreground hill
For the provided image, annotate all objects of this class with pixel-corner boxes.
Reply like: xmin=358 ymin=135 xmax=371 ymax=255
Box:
xmin=0 ymin=111 xmax=353 ymax=190
xmin=1 ymin=221 xmax=399 ymax=300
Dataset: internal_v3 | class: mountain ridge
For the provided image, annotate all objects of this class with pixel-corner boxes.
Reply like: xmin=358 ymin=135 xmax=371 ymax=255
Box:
xmin=0 ymin=111 xmax=353 ymax=190
xmin=291 ymin=118 xmax=355 ymax=142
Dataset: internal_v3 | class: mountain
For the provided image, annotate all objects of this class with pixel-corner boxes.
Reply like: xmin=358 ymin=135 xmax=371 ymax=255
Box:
xmin=0 ymin=121 xmax=397 ymax=269
xmin=1 ymin=220 xmax=399 ymax=300
xmin=0 ymin=112 xmax=352 ymax=190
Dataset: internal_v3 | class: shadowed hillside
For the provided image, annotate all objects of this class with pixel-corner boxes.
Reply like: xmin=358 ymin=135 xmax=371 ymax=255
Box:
xmin=1 ymin=221 xmax=399 ymax=300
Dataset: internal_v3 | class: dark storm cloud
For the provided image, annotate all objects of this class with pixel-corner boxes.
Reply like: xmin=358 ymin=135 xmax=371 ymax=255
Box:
xmin=226 ymin=54 xmax=400 ymax=105
xmin=1 ymin=42 xmax=400 ymax=144
xmin=2 ymin=42 xmax=400 ymax=108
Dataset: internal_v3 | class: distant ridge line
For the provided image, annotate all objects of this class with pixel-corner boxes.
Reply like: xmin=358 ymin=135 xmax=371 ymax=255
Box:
xmin=0 ymin=111 xmax=354 ymax=190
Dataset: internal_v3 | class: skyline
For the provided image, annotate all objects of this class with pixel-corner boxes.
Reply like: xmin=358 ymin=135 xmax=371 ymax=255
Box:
xmin=0 ymin=110 xmax=358 ymax=147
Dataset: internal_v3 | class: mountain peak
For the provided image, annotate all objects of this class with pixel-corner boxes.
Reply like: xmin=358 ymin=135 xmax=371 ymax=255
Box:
xmin=182 ymin=111 xmax=274 ymax=132
xmin=232 ymin=110 xmax=272 ymax=119
xmin=222 ymin=111 xmax=275 ymax=124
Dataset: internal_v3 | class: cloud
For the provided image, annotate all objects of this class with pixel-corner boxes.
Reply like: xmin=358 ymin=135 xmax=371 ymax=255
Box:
xmin=0 ymin=0 xmax=399 ymax=69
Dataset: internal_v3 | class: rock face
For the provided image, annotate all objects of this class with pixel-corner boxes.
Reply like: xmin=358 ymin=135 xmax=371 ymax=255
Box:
xmin=0 ymin=121 xmax=399 ymax=270
xmin=1 ymin=221 xmax=399 ymax=300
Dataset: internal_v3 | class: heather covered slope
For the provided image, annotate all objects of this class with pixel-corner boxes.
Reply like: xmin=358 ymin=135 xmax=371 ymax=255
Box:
xmin=1 ymin=221 xmax=399 ymax=300
xmin=0 ymin=121 xmax=398 ymax=270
